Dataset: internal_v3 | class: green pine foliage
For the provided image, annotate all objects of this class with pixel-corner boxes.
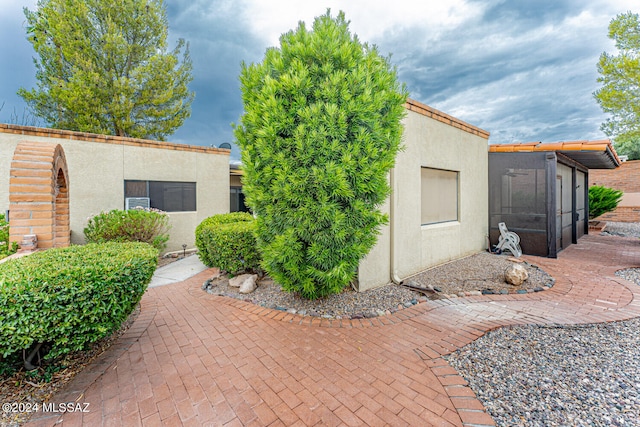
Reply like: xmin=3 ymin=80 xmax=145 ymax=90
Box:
xmin=19 ymin=0 xmax=194 ymax=140
xmin=234 ymin=10 xmax=408 ymax=299
xmin=589 ymin=185 xmax=623 ymax=219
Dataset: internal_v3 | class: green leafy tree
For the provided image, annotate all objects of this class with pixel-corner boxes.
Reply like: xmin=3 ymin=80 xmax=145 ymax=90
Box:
xmin=613 ymin=134 xmax=640 ymax=160
xmin=234 ymin=10 xmax=408 ymax=299
xmin=18 ymin=0 xmax=194 ymax=140
xmin=588 ymin=185 xmax=623 ymax=219
xmin=594 ymin=11 xmax=640 ymax=144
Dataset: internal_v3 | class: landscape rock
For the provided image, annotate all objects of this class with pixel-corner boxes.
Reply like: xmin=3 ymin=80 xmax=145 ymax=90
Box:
xmin=505 ymin=264 xmax=529 ymax=286
xmin=228 ymin=274 xmax=251 ymax=288
xmin=239 ymin=274 xmax=258 ymax=294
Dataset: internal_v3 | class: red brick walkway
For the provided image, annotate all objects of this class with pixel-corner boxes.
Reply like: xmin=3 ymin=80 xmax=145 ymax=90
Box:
xmin=26 ymin=234 xmax=640 ymax=427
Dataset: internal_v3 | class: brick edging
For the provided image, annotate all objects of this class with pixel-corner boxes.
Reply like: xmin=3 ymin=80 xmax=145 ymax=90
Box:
xmin=189 ymin=282 xmax=435 ymax=327
xmin=190 ymin=258 xmax=640 ymax=329
xmin=189 ymin=277 xmax=566 ymax=328
xmin=426 ymin=357 xmax=497 ymax=427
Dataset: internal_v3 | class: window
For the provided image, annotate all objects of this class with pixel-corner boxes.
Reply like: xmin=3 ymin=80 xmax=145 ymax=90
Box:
xmin=230 ymin=187 xmax=249 ymax=212
xmin=125 ymin=180 xmax=196 ymax=212
xmin=421 ymin=168 xmax=458 ymax=225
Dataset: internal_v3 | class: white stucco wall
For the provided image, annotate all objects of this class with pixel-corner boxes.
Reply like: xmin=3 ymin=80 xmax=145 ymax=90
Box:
xmin=0 ymin=125 xmax=229 ymax=253
xmin=358 ymin=101 xmax=489 ymax=291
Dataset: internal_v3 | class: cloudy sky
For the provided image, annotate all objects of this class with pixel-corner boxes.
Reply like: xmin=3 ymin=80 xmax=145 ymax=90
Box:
xmin=0 ymin=0 xmax=636 ymax=158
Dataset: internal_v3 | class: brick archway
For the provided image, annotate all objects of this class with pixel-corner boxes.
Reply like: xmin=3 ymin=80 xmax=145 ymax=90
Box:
xmin=9 ymin=141 xmax=70 ymax=249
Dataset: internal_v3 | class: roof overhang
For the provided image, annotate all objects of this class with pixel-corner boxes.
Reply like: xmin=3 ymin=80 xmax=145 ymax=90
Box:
xmin=230 ymin=159 xmax=244 ymax=176
xmin=489 ymin=140 xmax=621 ymax=169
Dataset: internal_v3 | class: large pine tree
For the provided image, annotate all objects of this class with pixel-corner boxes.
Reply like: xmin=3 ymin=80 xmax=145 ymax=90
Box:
xmin=19 ymin=0 xmax=194 ymax=140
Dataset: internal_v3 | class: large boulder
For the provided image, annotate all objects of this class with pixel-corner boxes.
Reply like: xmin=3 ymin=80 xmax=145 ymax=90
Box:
xmin=229 ymin=274 xmax=251 ymax=288
xmin=239 ymin=274 xmax=258 ymax=294
xmin=505 ymin=264 xmax=529 ymax=286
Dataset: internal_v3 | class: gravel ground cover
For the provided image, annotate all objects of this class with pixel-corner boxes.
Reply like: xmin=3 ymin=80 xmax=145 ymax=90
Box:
xmin=406 ymin=252 xmax=553 ymax=297
xmin=446 ymin=223 xmax=640 ymax=427
xmin=203 ymin=252 xmax=552 ymax=319
xmin=602 ymin=221 xmax=640 ymax=238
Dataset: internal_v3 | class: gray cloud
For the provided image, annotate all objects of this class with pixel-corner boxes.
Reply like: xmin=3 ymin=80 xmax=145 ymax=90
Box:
xmin=375 ymin=0 xmax=625 ymax=144
xmin=0 ymin=0 xmax=635 ymax=158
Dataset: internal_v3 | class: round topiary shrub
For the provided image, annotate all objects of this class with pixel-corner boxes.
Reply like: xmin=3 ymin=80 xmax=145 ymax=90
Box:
xmin=84 ymin=208 xmax=171 ymax=251
xmin=0 ymin=242 xmax=158 ymax=362
xmin=195 ymin=212 xmax=261 ymax=274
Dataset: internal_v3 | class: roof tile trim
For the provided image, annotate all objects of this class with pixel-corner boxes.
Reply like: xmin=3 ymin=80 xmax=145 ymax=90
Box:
xmin=405 ymin=98 xmax=490 ymax=140
xmin=489 ymin=139 xmax=620 ymax=159
xmin=0 ymin=123 xmax=229 ymax=155
xmin=488 ymin=139 xmax=621 ymax=168
xmin=489 ymin=140 xmax=613 ymax=152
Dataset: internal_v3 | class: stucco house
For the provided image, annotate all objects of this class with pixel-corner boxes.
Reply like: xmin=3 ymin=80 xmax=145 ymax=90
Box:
xmin=227 ymin=99 xmax=490 ymax=291
xmin=0 ymin=124 xmax=230 ymax=253
xmin=357 ymin=99 xmax=490 ymax=291
xmin=3 ymin=97 xmax=490 ymax=291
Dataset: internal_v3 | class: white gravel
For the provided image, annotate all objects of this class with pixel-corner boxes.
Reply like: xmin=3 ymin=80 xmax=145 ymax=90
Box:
xmin=445 ymin=223 xmax=640 ymax=427
xmin=601 ymin=221 xmax=640 ymax=238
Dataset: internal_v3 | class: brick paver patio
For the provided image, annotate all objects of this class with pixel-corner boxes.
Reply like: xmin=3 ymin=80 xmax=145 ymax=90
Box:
xmin=25 ymin=234 xmax=640 ymax=426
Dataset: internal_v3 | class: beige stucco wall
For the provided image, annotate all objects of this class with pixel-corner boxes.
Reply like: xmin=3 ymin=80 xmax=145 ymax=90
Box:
xmin=358 ymin=102 xmax=489 ymax=291
xmin=0 ymin=125 xmax=229 ymax=253
xmin=357 ymin=195 xmax=391 ymax=290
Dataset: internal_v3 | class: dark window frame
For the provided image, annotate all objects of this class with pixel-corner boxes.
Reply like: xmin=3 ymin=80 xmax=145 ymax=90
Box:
xmin=124 ymin=180 xmax=196 ymax=212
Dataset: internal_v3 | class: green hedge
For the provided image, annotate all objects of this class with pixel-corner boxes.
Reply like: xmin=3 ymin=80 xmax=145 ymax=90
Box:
xmin=0 ymin=213 xmax=18 ymax=260
xmin=195 ymin=212 xmax=261 ymax=274
xmin=84 ymin=208 xmax=171 ymax=252
xmin=0 ymin=242 xmax=157 ymax=360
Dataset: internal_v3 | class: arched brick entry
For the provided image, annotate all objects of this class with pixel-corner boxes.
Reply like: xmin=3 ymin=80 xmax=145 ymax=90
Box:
xmin=9 ymin=141 xmax=70 ymax=249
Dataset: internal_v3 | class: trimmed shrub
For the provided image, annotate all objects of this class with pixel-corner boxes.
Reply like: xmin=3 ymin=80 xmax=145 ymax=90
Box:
xmin=0 ymin=214 xmax=18 ymax=260
xmin=234 ymin=10 xmax=407 ymax=299
xmin=589 ymin=185 xmax=623 ymax=219
xmin=84 ymin=208 xmax=171 ymax=251
xmin=0 ymin=242 xmax=157 ymax=360
xmin=195 ymin=212 xmax=261 ymax=274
